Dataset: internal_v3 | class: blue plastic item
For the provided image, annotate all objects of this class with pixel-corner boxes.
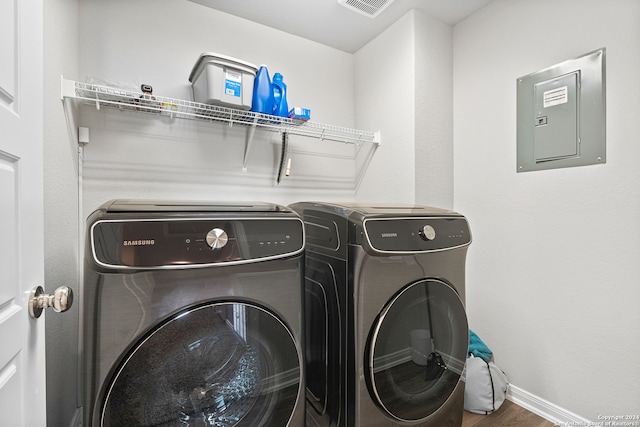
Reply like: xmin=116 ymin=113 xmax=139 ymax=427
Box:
xmin=271 ymin=73 xmax=289 ymax=117
xmin=288 ymin=107 xmax=310 ymax=121
xmin=251 ymin=65 xmax=274 ymax=114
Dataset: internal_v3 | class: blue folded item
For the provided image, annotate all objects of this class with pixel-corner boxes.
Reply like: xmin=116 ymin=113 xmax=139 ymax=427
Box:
xmin=468 ymin=329 xmax=493 ymax=362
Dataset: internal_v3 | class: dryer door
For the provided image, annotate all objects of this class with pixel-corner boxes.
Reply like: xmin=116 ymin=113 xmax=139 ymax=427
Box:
xmin=366 ymin=279 xmax=468 ymax=422
xmin=99 ymin=302 xmax=301 ymax=426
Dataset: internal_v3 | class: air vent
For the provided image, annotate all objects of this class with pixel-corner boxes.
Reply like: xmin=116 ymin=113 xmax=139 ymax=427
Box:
xmin=337 ymin=0 xmax=395 ymax=18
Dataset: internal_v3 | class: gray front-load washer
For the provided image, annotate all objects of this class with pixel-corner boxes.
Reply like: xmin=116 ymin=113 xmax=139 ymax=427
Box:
xmin=290 ymin=202 xmax=471 ymax=427
xmin=82 ymin=200 xmax=305 ymax=426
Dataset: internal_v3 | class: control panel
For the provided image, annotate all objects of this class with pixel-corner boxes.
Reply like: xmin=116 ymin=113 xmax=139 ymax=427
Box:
xmin=91 ymin=218 xmax=304 ymax=268
xmin=363 ymin=217 xmax=471 ymax=252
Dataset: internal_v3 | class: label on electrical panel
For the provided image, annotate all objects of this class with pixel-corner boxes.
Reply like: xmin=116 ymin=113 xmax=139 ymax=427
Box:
xmin=543 ymin=86 xmax=568 ymax=108
xmin=224 ymin=70 xmax=242 ymax=97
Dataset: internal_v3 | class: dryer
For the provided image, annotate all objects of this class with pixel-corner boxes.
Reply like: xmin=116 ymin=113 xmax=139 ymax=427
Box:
xmin=82 ymin=200 xmax=305 ymax=427
xmin=290 ymin=202 xmax=471 ymax=427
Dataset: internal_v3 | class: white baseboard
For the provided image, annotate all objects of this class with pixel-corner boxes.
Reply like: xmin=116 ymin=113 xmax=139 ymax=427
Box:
xmin=507 ymin=384 xmax=592 ymax=425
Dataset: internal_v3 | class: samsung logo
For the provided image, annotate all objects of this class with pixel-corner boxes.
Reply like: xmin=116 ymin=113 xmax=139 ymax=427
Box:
xmin=381 ymin=232 xmax=398 ymax=238
xmin=123 ymin=239 xmax=155 ymax=247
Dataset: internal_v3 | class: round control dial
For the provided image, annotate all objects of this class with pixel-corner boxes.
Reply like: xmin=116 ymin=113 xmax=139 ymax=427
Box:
xmin=418 ymin=225 xmax=436 ymax=241
xmin=206 ymin=228 xmax=229 ymax=250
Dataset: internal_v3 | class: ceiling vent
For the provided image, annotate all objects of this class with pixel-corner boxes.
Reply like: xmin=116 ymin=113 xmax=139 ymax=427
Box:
xmin=337 ymin=0 xmax=395 ymax=18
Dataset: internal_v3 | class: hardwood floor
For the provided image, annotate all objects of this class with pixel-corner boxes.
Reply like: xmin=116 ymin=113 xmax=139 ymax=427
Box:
xmin=462 ymin=400 xmax=557 ymax=427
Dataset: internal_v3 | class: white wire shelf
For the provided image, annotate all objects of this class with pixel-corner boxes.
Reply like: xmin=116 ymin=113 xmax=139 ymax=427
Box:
xmin=60 ymin=78 xmax=381 ymax=146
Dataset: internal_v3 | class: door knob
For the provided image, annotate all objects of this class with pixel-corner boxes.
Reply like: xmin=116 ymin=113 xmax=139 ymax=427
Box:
xmin=29 ymin=285 xmax=74 ymax=319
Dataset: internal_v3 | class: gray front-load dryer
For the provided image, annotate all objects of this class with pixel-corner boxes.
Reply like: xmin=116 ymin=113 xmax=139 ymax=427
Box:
xmin=82 ymin=200 xmax=305 ymax=427
xmin=290 ymin=202 xmax=471 ymax=427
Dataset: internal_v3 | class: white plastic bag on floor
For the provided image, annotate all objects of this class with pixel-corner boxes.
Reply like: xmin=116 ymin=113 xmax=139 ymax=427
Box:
xmin=463 ymin=354 xmax=509 ymax=414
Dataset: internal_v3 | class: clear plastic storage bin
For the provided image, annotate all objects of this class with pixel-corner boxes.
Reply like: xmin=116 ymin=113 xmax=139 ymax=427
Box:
xmin=189 ymin=53 xmax=258 ymax=110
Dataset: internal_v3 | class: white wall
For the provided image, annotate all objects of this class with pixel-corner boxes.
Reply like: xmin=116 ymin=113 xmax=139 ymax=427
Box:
xmin=354 ymin=9 xmax=454 ymax=208
xmin=454 ymin=0 xmax=640 ymax=421
xmin=354 ymin=11 xmax=416 ymax=203
xmin=43 ymin=0 xmax=80 ymax=425
xmin=414 ymin=11 xmax=453 ymax=210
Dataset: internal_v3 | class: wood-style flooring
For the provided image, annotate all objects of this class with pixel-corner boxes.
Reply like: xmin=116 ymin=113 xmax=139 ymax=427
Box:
xmin=462 ymin=400 xmax=557 ymax=427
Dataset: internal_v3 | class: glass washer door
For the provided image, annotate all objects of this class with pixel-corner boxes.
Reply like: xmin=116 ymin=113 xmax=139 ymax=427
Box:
xmin=367 ymin=279 xmax=468 ymax=422
xmin=101 ymin=302 xmax=301 ymax=427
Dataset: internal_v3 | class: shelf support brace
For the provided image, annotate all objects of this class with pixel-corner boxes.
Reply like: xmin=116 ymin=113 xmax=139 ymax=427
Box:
xmin=242 ymin=117 xmax=258 ymax=172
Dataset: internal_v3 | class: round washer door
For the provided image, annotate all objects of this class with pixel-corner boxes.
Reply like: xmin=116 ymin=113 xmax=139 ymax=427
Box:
xmin=100 ymin=302 xmax=301 ymax=426
xmin=367 ymin=279 xmax=468 ymax=422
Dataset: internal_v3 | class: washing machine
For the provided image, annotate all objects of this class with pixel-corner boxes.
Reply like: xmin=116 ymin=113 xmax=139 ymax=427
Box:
xmin=289 ymin=202 xmax=471 ymax=427
xmin=82 ymin=200 xmax=305 ymax=427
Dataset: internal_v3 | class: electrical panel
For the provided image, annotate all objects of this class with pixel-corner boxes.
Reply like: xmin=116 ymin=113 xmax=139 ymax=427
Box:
xmin=517 ymin=49 xmax=606 ymax=172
